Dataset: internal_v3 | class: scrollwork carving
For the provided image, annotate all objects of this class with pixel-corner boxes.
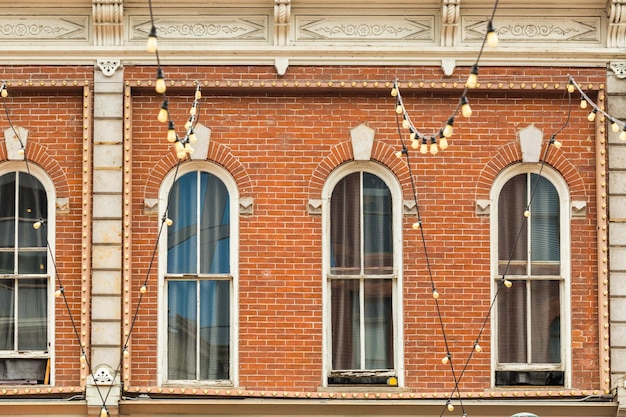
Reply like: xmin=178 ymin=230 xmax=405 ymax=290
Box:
xmin=274 ymin=0 xmax=291 ymax=46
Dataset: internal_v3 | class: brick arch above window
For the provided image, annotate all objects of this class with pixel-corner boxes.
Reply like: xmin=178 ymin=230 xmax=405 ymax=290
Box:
xmin=143 ymin=141 xmax=254 ymax=202
xmin=308 ymin=140 xmax=413 ymax=200
xmin=0 ymin=142 xmax=70 ymax=199
xmin=474 ymin=141 xmax=587 ymax=204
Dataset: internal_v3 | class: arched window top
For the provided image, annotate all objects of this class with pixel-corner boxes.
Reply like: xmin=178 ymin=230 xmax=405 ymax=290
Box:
xmin=322 ymin=162 xmax=402 ymax=202
xmin=490 ymin=163 xmax=570 ymax=206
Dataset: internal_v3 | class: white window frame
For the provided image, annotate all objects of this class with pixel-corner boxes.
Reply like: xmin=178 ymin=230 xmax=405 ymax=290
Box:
xmin=490 ymin=163 xmax=571 ymax=388
xmin=157 ymin=161 xmax=239 ymax=387
xmin=321 ymin=161 xmax=404 ymax=387
xmin=0 ymin=162 xmax=55 ymax=385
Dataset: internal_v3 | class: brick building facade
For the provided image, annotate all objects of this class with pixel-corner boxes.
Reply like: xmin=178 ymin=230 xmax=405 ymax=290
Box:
xmin=0 ymin=1 xmax=624 ymax=417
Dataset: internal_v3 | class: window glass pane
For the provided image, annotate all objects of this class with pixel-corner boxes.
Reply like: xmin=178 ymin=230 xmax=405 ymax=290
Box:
xmin=362 ymin=173 xmax=393 ymax=275
xmin=363 ymin=279 xmax=393 ymax=369
xmin=18 ymin=173 xmax=47 ymax=250
xmin=199 ymin=280 xmax=230 ymax=380
xmin=199 ymin=173 xmax=230 ymax=274
xmin=18 ymin=251 xmax=47 ymax=274
xmin=497 ymin=281 xmax=527 ymax=363
xmin=330 ymin=173 xmax=361 ymax=275
xmin=331 ymin=279 xmax=360 ymax=369
xmin=0 ymin=173 xmax=15 ymax=249
xmin=0 ymin=252 xmax=14 ymax=274
xmin=530 ymin=175 xmax=560 ymax=275
xmin=167 ymin=173 xmax=198 ymax=274
xmin=167 ymin=280 xmax=197 ymax=380
xmin=498 ymin=174 xmax=527 ymax=275
xmin=17 ymin=279 xmax=47 ymax=351
xmin=530 ymin=280 xmax=560 ymax=363
xmin=0 ymin=280 xmax=15 ymax=350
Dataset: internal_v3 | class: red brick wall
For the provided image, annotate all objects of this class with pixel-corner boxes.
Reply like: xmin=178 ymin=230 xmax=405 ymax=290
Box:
xmin=0 ymin=66 xmax=93 ymax=387
xmin=128 ymin=65 xmax=601 ymax=393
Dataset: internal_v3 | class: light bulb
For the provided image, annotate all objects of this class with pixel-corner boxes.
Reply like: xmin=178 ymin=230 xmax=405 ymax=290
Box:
xmin=0 ymin=86 xmax=7 ymax=98
xmin=189 ymin=105 xmax=197 ymax=116
xmin=486 ymin=21 xmax=498 ymax=48
xmin=18 ymin=148 xmax=24 ymax=156
xmin=621 ymin=127 xmax=626 ymax=141
xmin=146 ymin=26 xmax=158 ymax=53
xmin=420 ymin=141 xmax=428 ymax=154
xmin=167 ymin=121 xmax=176 ymax=143
xmin=54 ymin=288 xmax=63 ymax=298
xmin=411 ymin=137 xmax=420 ymax=149
xmin=447 ymin=402 xmax=455 ymax=412
xmin=439 ymin=137 xmax=449 ymax=150
xmin=466 ymin=64 xmax=478 ymax=89
xmin=474 ymin=343 xmax=482 ymax=353
xmin=580 ymin=99 xmax=588 ymax=109
xmin=188 ymin=130 xmax=197 ymax=143
xmin=174 ymin=141 xmax=185 ymax=153
xmin=460 ymin=96 xmax=472 ymax=117
xmin=184 ymin=119 xmax=192 ymax=130
xmin=395 ymin=104 xmax=403 ymax=114
xmin=123 ymin=348 xmax=129 ymax=358
xmin=195 ymin=89 xmax=202 ymax=100
xmin=504 ymin=279 xmax=512 ymax=288
xmin=441 ymin=355 xmax=449 ymax=365
xmin=33 ymin=221 xmax=41 ymax=230
xmin=432 ymin=289 xmax=439 ymax=299
xmin=567 ymin=80 xmax=575 ymax=94
xmin=443 ymin=117 xmax=454 ymax=138
xmin=430 ymin=142 xmax=439 ymax=155
xmin=395 ymin=150 xmax=404 ymax=158
xmin=165 ymin=218 xmax=173 ymax=226
xmin=155 ymin=68 xmax=166 ymax=94
xmin=176 ymin=149 xmax=187 ymax=159
xmin=390 ymin=87 xmax=398 ymax=97
xmin=611 ymin=120 xmax=620 ymax=132
xmin=387 ymin=376 xmax=398 ymax=386
xmin=402 ymin=117 xmax=410 ymax=129
xmin=524 ymin=210 xmax=530 ymax=218
xmin=100 ymin=406 xmax=109 ymax=417
xmin=552 ymin=140 xmax=562 ymax=149
xmin=140 ymin=285 xmax=147 ymax=294
xmin=412 ymin=221 xmax=421 ymax=230
xmin=157 ymin=100 xmax=169 ymax=123
xmin=80 ymin=353 xmax=87 ymax=364
xmin=588 ymin=108 xmax=597 ymax=122
xmin=184 ymin=143 xmax=194 ymax=154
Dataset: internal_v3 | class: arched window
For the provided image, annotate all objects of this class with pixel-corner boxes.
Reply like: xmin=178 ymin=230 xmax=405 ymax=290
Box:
xmin=491 ymin=164 xmax=571 ymax=387
xmin=0 ymin=163 xmax=55 ymax=385
xmin=322 ymin=162 xmax=403 ymax=386
xmin=158 ymin=162 xmax=238 ymax=385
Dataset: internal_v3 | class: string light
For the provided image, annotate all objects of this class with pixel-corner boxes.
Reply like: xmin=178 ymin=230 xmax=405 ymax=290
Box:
xmin=588 ymin=108 xmax=598 ymax=122
xmin=167 ymin=121 xmax=177 ymax=143
xmin=140 ymin=284 xmax=147 ymax=294
xmin=0 ymin=83 xmax=7 ymax=98
xmin=100 ymin=406 xmax=109 ymax=417
xmin=580 ymin=99 xmax=588 ymax=109
xmin=432 ymin=289 xmax=440 ymax=299
xmin=620 ymin=126 xmax=626 ymax=141
xmin=442 ymin=117 xmax=454 ymax=138
xmin=466 ymin=64 xmax=479 ymax=89
xmin=146 ymin=26 xmax=158 ymax=53
xmin=157 ymin=99 xmax=169 ymax=123
xmin=460 ymin=96 xmax=472 ymax=117
xmin=486 ymin=21 xmax=499 ymax=48
xmin=155 ymin=68 xmax=166 ymax=94
xmin=611 ymin=118 xmax=620 ymax=133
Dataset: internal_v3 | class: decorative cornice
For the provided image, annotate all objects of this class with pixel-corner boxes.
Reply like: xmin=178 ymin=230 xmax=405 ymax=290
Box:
xmin=0 ymin=16 xmax=88 ymax=41
xmin=607 ymin=0 xmax=626 ymax=48
xmin=296 ymin=15 xmax=435 ymax=42
xmin=274 ymin=0 xmax=291 ymax=46
xmin=441 ymin=0 xmax=460 ymax=47
xmin=463 ymin=16 xmax=601 ymax=44
xmin=93 ymin=0 xmax=123 ymax=46
xmin=96 ymin=59 xmax=121 ymax=76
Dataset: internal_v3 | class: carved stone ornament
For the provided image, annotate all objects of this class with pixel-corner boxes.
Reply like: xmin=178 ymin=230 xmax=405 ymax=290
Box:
xmin=441 ymin=0 xmax=460 ymax=47
xmin=96 ymin=59 xmax=121 ymax=77
xmin=610 ymin=62 xmax=626 ymax=79
xmin=4 ymin=125 xmax=28 ymax=161
xmin=607 ymin=0 xmax=626 ymax=48
xmin=350 ymin=123 xmax=375 ymax=161
xmin=308 ymin=199 xmax=322 ymax=215
xmin=403 ymin=200 xmax=417 ymax=215
xmin=274 ymin=0 xmax=291 ymax=46
xmin=239 ymin=196 xmax=254 ymax=216
xmin=518 ymin=124 xmax=543 ymax=163
xmin=93 ymin=367 xmax=114 ymax=384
